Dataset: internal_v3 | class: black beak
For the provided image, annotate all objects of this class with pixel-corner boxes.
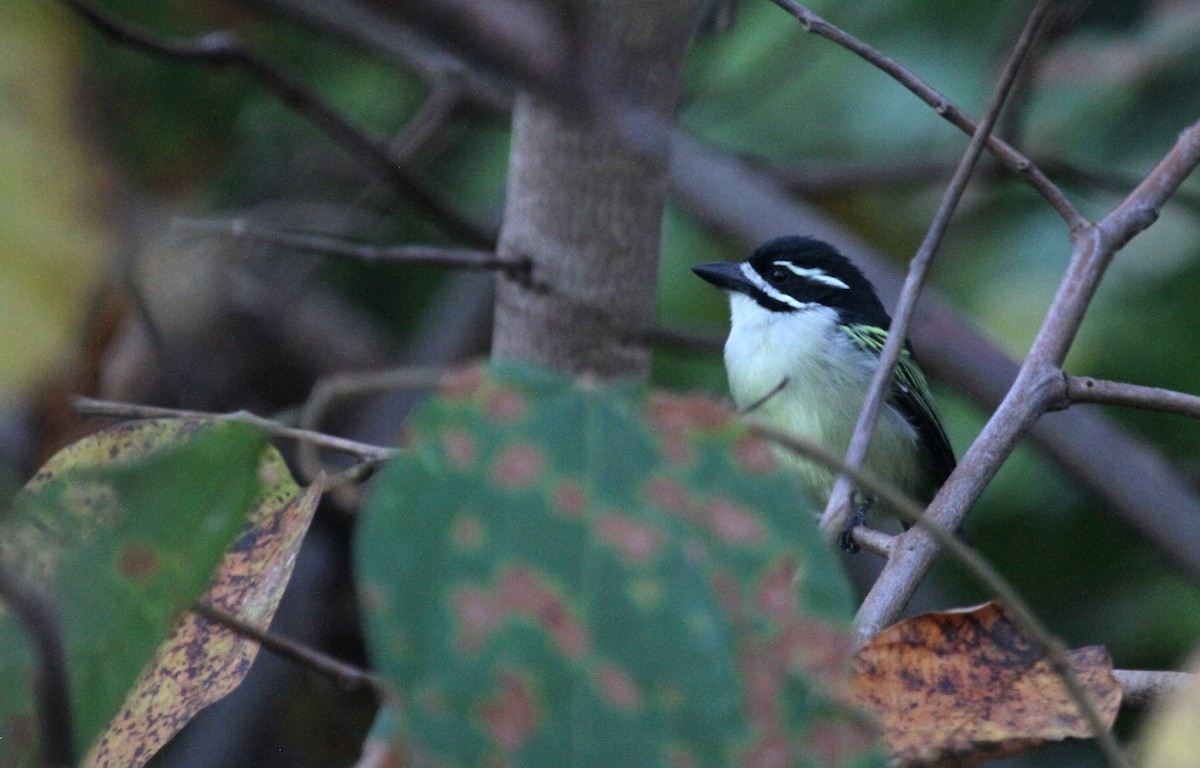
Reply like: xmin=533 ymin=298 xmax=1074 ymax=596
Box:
xmin=692 ymin=262 xmax=751 ymax=294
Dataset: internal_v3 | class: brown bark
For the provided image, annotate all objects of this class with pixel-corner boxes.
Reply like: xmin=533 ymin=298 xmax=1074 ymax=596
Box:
xmin=491 ymin=0 xmax=703 ymax=380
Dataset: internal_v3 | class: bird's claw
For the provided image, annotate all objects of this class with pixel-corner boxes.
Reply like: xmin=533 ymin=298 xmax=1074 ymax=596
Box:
xmin=838 ymin=507 xmax=868 ymax=553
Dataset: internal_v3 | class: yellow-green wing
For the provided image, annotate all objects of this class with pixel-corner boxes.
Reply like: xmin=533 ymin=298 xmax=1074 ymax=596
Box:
xmin=844 ymin=324 xmax=956 ymax=487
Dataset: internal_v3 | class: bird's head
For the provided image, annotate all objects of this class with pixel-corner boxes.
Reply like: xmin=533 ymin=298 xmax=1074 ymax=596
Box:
xmin=692 ymin=236 xmax=890 ymax=328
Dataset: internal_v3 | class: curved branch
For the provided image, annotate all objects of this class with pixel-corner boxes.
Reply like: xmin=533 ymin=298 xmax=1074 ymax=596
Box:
xmin=770 ymin=0 xmax=1085 ymax=230
xmin=856 ymin=119 xmax=1200 ymax=643
xmin=821 ymin=0 xmax=1054 ymax=536
xmin=59 ymin=0 xmax=494 ymax=247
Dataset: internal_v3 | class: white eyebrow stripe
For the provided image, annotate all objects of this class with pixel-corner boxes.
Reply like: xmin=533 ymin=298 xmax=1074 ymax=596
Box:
xmin=740 ymin=262 xmax=805 ymax=309
xmin=773 ymin=261 xmax=850 ymax=290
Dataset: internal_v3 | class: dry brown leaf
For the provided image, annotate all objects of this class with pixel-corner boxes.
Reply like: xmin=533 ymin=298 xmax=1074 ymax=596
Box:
xmin=82 ymin=469 xmax=321 ymax=768
xmin=851 ymin=601 xmax=1121 ymax=767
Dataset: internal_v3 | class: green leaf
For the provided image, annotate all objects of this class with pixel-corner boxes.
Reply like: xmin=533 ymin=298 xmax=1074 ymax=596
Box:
xmin=357 ymin=363 xmax=883 ymax=767
xmin=0 ymin=418 xmax=268 ymax=766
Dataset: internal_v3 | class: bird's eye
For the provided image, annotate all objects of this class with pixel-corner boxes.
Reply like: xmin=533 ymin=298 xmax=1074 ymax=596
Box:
xmin=767 ymin=268 xmax=789 ymax=284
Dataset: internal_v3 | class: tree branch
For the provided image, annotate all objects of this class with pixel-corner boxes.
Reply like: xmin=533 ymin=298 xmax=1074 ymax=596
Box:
xmin=193 ymin=602 xmax=395 ymax=701
xmin=1062 ymin=375 xmax=1200 ymax=420
xmin=668 ymin=125 xmax=1200 ymax=639
xmin=58 ymin=0 xmax=494 ymax=247
xmin=240 ymin=0 xmax=512 ymax=114
xmin=296 ymin=367 xmax=448 ymax=485
xmin=856 ymin=119 xmax=1200 ymax=642
xmin=1114 ymin=669 xmax=1193 ymax=709
xmin=71 ymin=396 xmax=397 ymax=462
xmin=769 ymin=154 xmax=1200 ymax=214
xmin=748 ymin=421 xmax=1128 ymax=765
xmin=820 ymin=0 xmax=1055 ymax=537
xmin=176 ymin=218 xmax=526 ymax=274
xmin=770 ymin=0 xmax=1086 ymax=231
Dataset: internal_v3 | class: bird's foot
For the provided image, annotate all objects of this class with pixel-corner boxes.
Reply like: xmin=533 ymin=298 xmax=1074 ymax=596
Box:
xmin=838 ymin=507 xmax=868 ymax=553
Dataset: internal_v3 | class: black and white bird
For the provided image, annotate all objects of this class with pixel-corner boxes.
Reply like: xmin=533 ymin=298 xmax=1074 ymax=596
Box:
xmin=693 ymin=236 xmax=955 ymax=537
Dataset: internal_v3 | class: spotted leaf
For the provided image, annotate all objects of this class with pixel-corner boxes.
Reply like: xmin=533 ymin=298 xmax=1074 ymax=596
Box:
xmin=357 ymin=362 xmax=882 ymax=768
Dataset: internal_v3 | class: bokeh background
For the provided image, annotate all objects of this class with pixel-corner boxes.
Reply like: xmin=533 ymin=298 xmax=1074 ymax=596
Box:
xmin=3 ymin=0 xmax=1199 ymax=764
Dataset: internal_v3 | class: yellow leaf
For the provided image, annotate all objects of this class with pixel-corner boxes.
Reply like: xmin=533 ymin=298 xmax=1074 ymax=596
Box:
xmin=0 ymin=0 xmax=111 ymax=401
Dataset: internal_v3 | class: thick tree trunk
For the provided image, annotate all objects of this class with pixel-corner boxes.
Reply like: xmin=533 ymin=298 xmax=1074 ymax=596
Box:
xmin=491 ymin=0 xmax=702 ymax=380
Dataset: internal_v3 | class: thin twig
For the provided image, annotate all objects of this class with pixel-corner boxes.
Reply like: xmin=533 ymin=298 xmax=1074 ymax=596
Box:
xmin=193 ymin=602 xmax=395 ymax=701
xmin=177 ymin=218 xmax=526 ymax=273
xmin=739 ymin=377 xmax=789 ymax=416
xmin=771 ymin=0 xmax=1086 ymax=231
xmin=747 ymin=421 xmax=1127 ymax=764
xmin=669 ymin=121 xmax=1200 ymax=639
xmin=386 ymin=83 xmax=468 ymax=163
xmin=856 ymin=119 xmax=1200 ymax=646
xmin=320 ymin=458 xmax=389 ymax=491
xmin=847 ymin=526 xmax=894 ymax=558
xmin=770 ymin=154 xmax=1200 ymax=214
xmin=71 ymin=396 xmax=397 ymax=462
xmin=1062 ymin=375 xmax=1200 ymax=420
xmin=1113 ymin=669 xmax=1193 ymax=709
xmin=819 ymin=0 xmax=1057 ymax=538
xmin=0 ymin=563 xmax=75 ymax=768
xmin=297 ymin=367 xmax=448 ymax=483
xmin=242 ymin=0 xmax=512 ymax=114
xmin=59 ymin=0 xmax=494 ymax=247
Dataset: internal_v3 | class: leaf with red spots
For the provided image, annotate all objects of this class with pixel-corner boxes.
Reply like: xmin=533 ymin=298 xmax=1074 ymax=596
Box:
xmin=357 ymin=362 xmax=882 ymax=767
xmin=850 ymin=601 xmax=1122 ymax=766
xmin=0 ymin=419 xmax=276 ymax=767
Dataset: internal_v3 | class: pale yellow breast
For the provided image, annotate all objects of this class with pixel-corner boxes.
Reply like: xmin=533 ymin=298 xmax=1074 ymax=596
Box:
xmin=723 ymin=294 xmax=926 ymax=509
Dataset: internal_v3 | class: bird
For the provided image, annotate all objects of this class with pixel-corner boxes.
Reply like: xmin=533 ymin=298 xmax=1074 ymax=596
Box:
xmin=692 ymin=235 xmax=955 ymax=547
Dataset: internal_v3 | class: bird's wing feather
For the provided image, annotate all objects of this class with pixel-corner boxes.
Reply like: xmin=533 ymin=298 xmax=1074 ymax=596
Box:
xmin=843 ymin=325 xmax=956 ymax=486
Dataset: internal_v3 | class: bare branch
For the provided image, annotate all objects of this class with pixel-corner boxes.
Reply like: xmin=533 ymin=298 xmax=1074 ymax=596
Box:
xmin=820 ymin=0 xmax=1056 ymax=537
xmin=386 ymin=84 xmax=469 ymax=163
xmin=58 ymin=0 xmax=494 ymax=247
xmin=847 ymin=526 xmax=894 ymax=558
xmin=0 ymin=563 xmax=75 ymax=768
xmin=71 ymin=396 xmax=397 ymax=462
xmin=1114 ymin=669 xmax=1193 ymax=709
xmin=1062 ymin=376 xmax=1200 ymax=420
xmin=193 ymin=602 xmax=395 ymax=701
xmin=856 ymin=120 xmax=1200 ymax=642
xmin=770 ymin=0 xmax=1086 ymax=230
xmin=297 ymin=367 xmax=448 ymax=484
xmin=669 ymin=125 xmax=1200 ymax=637
xmin=770 ymin=154 xmax=1200 ymax=214
xmin=749 ymin=421 xmax=1127 ymax=764
xmin=176 ymin=218 xmax=526 ymax=273
xmin=241 ymin=0 xmax=512 ymax=114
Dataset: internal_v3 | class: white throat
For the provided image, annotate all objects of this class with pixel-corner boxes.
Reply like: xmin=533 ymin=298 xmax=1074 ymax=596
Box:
xmin=720 ymin=292 xmax=925 ymax=504
xmin=723 ymin=293 xmax=840 ymax=412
